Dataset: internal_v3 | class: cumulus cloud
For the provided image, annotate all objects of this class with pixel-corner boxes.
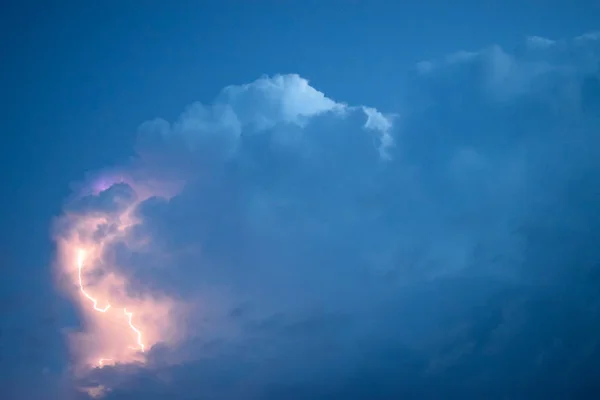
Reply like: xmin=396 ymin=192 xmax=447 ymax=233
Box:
xmin=54 ymin=33 xmax=600 ymax=399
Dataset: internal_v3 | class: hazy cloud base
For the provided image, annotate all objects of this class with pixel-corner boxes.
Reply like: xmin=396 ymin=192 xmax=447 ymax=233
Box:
xmin=66 ymin=32 xmax=600 ymax=399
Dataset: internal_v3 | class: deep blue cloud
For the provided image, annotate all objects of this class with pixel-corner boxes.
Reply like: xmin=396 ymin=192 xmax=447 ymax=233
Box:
xmin=71 ymin=33 xmax=600 ymax=399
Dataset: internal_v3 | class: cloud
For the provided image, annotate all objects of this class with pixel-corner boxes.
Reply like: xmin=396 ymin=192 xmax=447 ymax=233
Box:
xmin=54 ymin=33 xmax=600 ymax=398
xmin=67 ymin=183 xmax=137 ymax=216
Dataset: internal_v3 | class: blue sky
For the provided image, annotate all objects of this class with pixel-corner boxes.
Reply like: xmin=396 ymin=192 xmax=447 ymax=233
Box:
xmin=2 ymin=1 xmax=600 ymax=399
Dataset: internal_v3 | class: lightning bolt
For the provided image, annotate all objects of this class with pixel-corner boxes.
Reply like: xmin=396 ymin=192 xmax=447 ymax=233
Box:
xmin=124 ymin=309 xmax=145 ymax=352
xmin=76 ymin=249 xmax=146 ymax=367
xmin=77 ymin=250 xmax=111 ymax=313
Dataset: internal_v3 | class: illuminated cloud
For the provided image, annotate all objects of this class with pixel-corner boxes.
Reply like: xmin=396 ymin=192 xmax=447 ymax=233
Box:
xmin=53 ymin=74 xmax=395 ymax=396
xmin=54 ymin=33 xmax=600 ymax=399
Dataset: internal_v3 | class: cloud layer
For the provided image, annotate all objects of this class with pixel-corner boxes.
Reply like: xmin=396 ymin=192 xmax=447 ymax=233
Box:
xmin=55 ymin=32 xmax=600 ymax=398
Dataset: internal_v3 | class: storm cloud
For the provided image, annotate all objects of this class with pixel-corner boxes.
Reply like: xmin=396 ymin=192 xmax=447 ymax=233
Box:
xmin=58 ymin=32 xmax=600 ymax=399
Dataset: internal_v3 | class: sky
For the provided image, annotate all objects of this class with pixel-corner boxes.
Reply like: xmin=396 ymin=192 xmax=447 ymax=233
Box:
xmin=2 ymin=1 xmax=600 ymax=399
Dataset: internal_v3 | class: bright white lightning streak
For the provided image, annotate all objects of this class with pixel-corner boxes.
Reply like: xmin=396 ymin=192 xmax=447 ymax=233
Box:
xmin=124 ymin=308 xmax=145 ymax=352
xmin=77 ymin=249 xmax=145 ymax=367
xmin=77 ymin=250 xmax=111 ymax=313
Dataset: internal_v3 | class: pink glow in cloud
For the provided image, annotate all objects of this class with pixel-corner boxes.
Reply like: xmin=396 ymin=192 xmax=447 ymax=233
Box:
xmin=53 ymin=176 xmax=188 ymax=379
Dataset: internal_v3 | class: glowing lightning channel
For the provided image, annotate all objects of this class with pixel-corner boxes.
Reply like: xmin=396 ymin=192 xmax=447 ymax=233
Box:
xmin=124 ymin=308 xmax=145 ymax=352
xmin=77 ymin=249 xmax=111 ymax=313
xmin=76 ymin=249 xmax=146 ymax=366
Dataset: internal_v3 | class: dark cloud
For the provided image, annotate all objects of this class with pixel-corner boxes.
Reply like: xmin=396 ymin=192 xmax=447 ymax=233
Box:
xmin=65 ymin=34 xmax=600 ymax=398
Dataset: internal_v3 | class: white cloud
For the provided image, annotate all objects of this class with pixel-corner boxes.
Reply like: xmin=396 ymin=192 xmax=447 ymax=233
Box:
xmin=135 ymin=74 xmax=393 ymax=172
xmin=525 ymin=35 xmax=556 ymax=49
xmin=220 ymin=74 xmax=343 ymax=128
xmin=416 ymin=31 xmax=600 ymax=103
